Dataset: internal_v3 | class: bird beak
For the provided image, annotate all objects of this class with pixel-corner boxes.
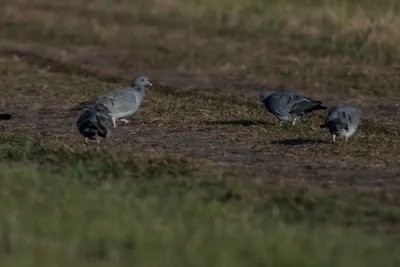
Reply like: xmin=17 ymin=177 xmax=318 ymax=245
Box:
xmin=147 ymin=81 xmax=153 ymax=87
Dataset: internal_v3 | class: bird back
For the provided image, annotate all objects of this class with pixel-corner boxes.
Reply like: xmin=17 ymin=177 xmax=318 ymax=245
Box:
xmin=322 ymin=105 xmax=361 ymax=133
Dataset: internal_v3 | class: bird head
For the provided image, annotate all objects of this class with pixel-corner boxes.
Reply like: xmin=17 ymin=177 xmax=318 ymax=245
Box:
xmin=258 ymin=91 xmax=273 ymax=103
xmin=132 ymin=76 xmax=152 ymax=89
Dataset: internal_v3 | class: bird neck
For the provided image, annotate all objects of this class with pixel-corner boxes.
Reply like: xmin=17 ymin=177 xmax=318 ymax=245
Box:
xmin=132 ymin=85 xmax=146 ymax=100
xmin=264 ymin=92 xmax=274 ymax=99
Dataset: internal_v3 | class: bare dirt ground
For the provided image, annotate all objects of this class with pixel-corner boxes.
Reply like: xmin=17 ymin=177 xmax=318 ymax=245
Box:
xmin=0 ymin=0 xmax=400 ymax=193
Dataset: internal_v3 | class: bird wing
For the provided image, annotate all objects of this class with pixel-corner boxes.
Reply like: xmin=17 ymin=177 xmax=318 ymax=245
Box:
xmin=290 ymin=97 xmax=322 ymax=114
xmin=265 ymin=91 xmax=302 ymax=116
xmin=93 ymin=104 xmax=114 ymax=138
xmin=338 ymin=108 xmax=361 ymax=128
xmin=328 ymin=104 xmax=353 ymax=118
xmin=276 ymin=91 xmax=304 ymax=108
xmin=96 ymin=88 xmax=138 ymax=114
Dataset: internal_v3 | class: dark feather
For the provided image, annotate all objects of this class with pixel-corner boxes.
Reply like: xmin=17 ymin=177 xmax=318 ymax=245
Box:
xmin=76 ymin=103 xmax=113 ymax=140
xmin=0 ymin=112 xmax=11 ymax=120
xmin=320 ymin=118 xmax=348 ymax=132
xmin=70 ymin=101 xmax=96 ymax=111
xmin=290 ymin=99 xmax=326 ymax=115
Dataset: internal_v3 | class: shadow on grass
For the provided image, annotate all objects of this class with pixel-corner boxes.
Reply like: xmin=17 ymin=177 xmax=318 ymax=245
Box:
xmin=0 ymin=112 xmax=11 ymax=120
xmin=271 ymin=138 xmax=329 ymax=146
xmin=208 ymin=119 xmax=270 ymax=126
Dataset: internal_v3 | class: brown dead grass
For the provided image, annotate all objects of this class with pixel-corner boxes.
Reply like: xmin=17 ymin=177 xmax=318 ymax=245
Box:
xmin=0 ymin=54 xmax=400 ymax=193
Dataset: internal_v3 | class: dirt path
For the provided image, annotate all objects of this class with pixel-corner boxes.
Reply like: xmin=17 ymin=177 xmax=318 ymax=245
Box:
xmin=0 ymin=40 xmax=400 ymax=191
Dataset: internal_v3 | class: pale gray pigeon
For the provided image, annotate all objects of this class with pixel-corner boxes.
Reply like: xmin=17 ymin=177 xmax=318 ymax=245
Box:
xmin=320 ymin=104 xmax=361 ymax=143
xmin=72 ymin=76 xmax=152 ymax=127
xmin=0 ymin=111 xmax=11 ymax=120
xmin=76 ymin=103 xmax=114 ymax=144
xmin=259 ymin=90 xmax=326 ymax=125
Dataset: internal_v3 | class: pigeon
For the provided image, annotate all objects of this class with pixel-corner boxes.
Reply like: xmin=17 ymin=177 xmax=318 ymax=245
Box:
xmin=0 ymin=111 xmax=11 ymax=120
xmin=72 ymin=76 xmax=152 ymax=127
xmin=320 ymin=104 xmax=361 ymax=143
xmin=76 ymin=103 xmax=114 ymax=144
xmin=259 ymin=90 xmax=326 ymax=125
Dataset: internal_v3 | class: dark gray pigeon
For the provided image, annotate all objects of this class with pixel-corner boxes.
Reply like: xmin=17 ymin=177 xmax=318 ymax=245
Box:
xmin=0 ymin=111 xmax=11 ymax=120
xmin=320 ymin=104 xmax=361 ymax=143
xmin=76 ymin=103 xmax=114 ymax=144
xmin=72 ymin=76 xmax=152 ymax=127
xmin=259 ymin=90 xmax=326 ymax=125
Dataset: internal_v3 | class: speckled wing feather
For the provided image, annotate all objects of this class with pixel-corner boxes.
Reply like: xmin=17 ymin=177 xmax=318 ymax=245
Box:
xmin=265 ymin=90 xmax=312 ymax=116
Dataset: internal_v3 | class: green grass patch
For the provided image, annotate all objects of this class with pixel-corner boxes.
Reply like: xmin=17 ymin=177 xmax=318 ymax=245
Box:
xmin=0 ymin=137 xmax=399 ymax=266
xmin=3 ymin=0 xmax=400 ymax=63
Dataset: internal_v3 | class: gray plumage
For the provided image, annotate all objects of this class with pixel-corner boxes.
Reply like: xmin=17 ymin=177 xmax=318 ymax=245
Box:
xmin=259 ymin=90 xmax=326 ymax=125
xmin=0 ymin=111 xmax=11 ymax=120
xmin=76 ymin=103 xmax=114 ymax=143
xmin=72 ymin=76 xmax=152 ymax=127
xmin=320 ymin=104 xmax=361 ymax=143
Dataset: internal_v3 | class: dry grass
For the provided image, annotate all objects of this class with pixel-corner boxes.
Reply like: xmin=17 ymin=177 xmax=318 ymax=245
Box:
xmin=3 ymin=0 xmax=400 ymax=60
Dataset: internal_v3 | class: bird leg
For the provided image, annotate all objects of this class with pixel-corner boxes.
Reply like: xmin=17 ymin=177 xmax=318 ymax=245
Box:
xmin=292 ymin=118 xmax=297 ymax=126
xmin=278 ymin=121 xmax=283 ymax=127
xmin=332 ymin=134 xmax=336 ymax=143
xmin=119 ymin=118 xmax=130 ymax=125
xmin=95 ymin=137 xmax=101 ymax=151
xmin=345 ymin=136 xmax=349 ymax=143
xmin=84 ymin=137 xmax=89 ymax=145
xmin=113 ymin=120 xmax=117 ymax=128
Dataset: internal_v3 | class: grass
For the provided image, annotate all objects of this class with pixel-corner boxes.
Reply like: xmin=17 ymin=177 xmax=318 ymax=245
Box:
xmin=2 ymin=0 xmax=400 ymax=62
xmin=1 ymin=0 xmax=400 ymax=265
xmin=0 ymin=135 xmax=399 ymax=266
xmin=0 ymin=167 xmax=398 ymax=267
xmin=3 ymin=0 xmax=400 ymax=98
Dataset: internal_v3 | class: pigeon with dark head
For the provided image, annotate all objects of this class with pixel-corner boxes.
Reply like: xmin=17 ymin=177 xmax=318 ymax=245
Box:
xmin=259 ymin=90 xmax=326 ymax=126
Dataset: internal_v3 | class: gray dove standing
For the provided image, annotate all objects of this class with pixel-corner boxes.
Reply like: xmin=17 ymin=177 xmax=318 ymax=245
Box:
xmin=76 ymin=103 xmax=114 ymax=144
xmin=72 ymin=76 xmax=152 ymax=127
xmin=320 ymin=104 xmax=361 ymax=143
xmin=259 ymin=90 xmax=326 ymax=126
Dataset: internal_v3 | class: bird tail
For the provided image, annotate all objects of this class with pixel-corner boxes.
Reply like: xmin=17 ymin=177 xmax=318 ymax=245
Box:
xmin=77 ymin=111 xmax=99 ymax=139
xmin=70 ymin=101 xmax=95 ymax=111
xmin=76 ymin=103 xmax=113 ymax=139
xmin=291 ymin=100 xmax=327 ymax=115
xmin=305 ymin=99 xmax=327 ymax=111
xmin=314 ymin=104 xmax=327 ymax=110
xmin=81 ymin=122 xmax=98 ymax=137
